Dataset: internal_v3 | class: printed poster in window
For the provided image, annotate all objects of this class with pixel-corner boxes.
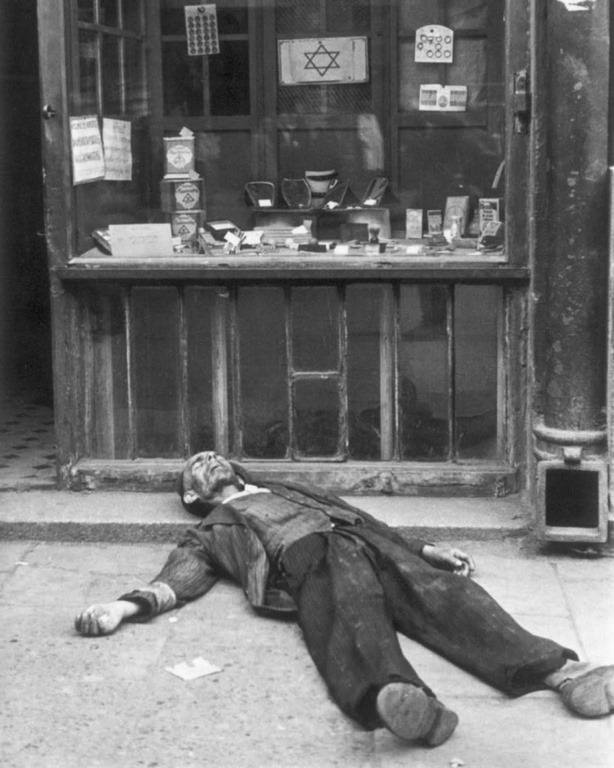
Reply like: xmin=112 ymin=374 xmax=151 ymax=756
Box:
xmin=278 ymin=37 xmax=368 ymax=85
xmin=103 ymin=118 xmax=132 ymax=181
xmin=70 ymin=115 xmax=105 ymax=184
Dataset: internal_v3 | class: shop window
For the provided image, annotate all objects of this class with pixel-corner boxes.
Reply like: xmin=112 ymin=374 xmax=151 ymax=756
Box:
xmin=160 ymin=0 xmax=251 ymax=117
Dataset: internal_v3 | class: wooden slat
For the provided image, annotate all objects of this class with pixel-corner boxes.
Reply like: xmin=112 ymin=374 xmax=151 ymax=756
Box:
xmin=608 ymin=168 xmax=614 ymax=507
xmin=337 ymin=284 xmax=349 ymax=458
xmin=379 ymin=284 xmax=395 ymax=460
xmin=123 ymin=288 xmax=137 ymax=458
xmin=92 ymin=293 xmax=117 ymax=458
xmin=177 ymin=287 xmax=190 ymax=456
xmin=211 ymin=288 xmax=230 ymax=455
xmin=447 ymin=284 xmax=456 ymax=461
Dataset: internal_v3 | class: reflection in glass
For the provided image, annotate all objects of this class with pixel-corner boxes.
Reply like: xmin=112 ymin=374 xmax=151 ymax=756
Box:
xmin=455 ymin=286 xmax=500 ymax=459
xmin=294 ymin=379 xmax=340 ymax=457
xmin=209 ymin=41 xmax=250 ymax=116
xmin=123 ymin=0 xmax=143 ymax=33
xmin=102 ymin=34 xmax=122 ymax=114
xmin=77 ymin=0 xmax=95 ymax=24
xmin=78 ymin=30 xmax=98 ymax=113
xmin=132 ymin=288 xmax=180 ymax=457
xmin=291 ymin=286 xmax=339 ymax=371
xmin=398 ymin=285 xmax=449 ymax=460
xmin=125 ymin=38 xmax=148 ymax=116
xmin=238 ymin=288 xmax=288 ymax=458
xmin=99 ymin=0 xmax=119 ymax=27
xmin=347 ymin=284 xmax=384 ymax=460
xmin=163 ymin=42 xmax=204 ymax=116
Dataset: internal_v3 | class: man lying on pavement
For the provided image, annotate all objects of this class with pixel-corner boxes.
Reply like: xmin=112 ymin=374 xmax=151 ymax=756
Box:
xmin=75 ymin=451 xmax=614 ymax=748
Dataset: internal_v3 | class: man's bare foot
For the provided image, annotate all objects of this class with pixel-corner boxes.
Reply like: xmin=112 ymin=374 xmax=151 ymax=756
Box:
xmin=74 ymin=600 xmax=140 ymax=636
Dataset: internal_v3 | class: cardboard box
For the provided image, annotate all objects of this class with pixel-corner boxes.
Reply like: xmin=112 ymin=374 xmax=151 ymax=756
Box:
xmin=427 ymin=209 xmax=443 ymax=235
xmin=478 ymin=198 xmax=502 ymax=233
xmin=171 ymin=210 xmax=204 ymax=243
xmin=163 ymin=136 xmax=195 ymax=177
xmin=160 ymin=178 xmax=205 ymax=212
xmin=405 ymin=209 xmax=423 ymax=239
xmin=444 ymin=196 xmax=470 ymax=235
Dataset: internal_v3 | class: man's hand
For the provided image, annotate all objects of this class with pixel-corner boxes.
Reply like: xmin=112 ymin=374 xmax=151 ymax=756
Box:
xmin=74 ymin=600 xmax=141 ymax=636
xmin=421 ymin=545 xmax=476 ymax=577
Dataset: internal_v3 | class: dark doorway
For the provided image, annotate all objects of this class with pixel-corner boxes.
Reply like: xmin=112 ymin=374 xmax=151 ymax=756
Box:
xmin=0 ymin=1 xmax=55 ymax=488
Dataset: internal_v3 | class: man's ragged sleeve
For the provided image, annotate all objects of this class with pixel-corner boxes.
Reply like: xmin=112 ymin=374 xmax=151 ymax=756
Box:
xmin=118 ymin=529 xmax=220 ymax=621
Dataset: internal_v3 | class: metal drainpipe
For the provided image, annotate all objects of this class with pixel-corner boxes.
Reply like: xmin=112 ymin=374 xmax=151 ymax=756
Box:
xmin=530 ymin=0 xmax=610 ymax=542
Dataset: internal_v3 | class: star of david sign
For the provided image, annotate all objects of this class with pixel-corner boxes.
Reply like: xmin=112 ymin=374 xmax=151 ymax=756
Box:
xmin=304 ymin=42 xmax=341 ymax=77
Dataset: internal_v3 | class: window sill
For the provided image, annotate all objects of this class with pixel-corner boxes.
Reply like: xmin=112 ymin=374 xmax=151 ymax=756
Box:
xmin=58 ymin=248 xmax=529 ymax=283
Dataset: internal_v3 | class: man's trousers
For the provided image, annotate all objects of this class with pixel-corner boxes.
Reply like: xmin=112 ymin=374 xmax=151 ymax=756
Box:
xmin=280 ymin=529 xmax=576 ymax=730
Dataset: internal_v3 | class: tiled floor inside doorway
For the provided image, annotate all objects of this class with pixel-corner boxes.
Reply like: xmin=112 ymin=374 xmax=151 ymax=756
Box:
xmin=0 ymin=390 xmax=56 ymax=489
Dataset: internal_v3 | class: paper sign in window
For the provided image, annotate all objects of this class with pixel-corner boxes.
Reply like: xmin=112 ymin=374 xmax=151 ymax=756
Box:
xmin=70 ymin=116 xmax=105 ymax=185
xmin=278 ymin=37 xmax=368 ymax=85
xmin=103 ymin=118 xmax=132 ymax=181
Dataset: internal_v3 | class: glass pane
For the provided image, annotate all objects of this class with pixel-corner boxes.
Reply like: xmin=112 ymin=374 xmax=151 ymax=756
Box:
xmin=218 ymin=6 xmax=248 ymax=34
xmin=77 ymin=0 xmax=95 ymax=24
xmin=398 ymin=1 xmax=443 ymax=34
xmin=238 ymin=288 xmax=288 ymax=458
xmin=102 ymin=34 xmax=122 ymax=114
xmin=455 ymin=286 xmax=500 ymax=459
xmin=125 ymin=38 xmax=148 ymax=116
xmin=86 ymin=289 xmax=130 ymax=459
xmin=185 ymin=288 xmax=216 ymax=454
xmin=123 ymin=0 xmax=144 ymax=34
xmin=99 ymin=0 xmax=119 ymax=27
xmin=291 ymin=286 xmax=339 ymax=371
xmin=161 ymin=0 xmax=186 ymax=35
xmin=398 ymin=285 xmax=449 ymax=460
xmin=276 ymin=0 xmax=369 ymax=35
xmin=162 ymin=41 xmax=204 ymax=116
xmin=294 ymin=379 xmax=340 ymax=457
xmin=347 ymin=284 xmax=385 ymax=460
xmin=78 ymin=29 xmax=98 ymax=113
xmin=132 ymin=288 xmax=180 ymax=457
xmin=209 ymin=40 xmax=250 ymax=116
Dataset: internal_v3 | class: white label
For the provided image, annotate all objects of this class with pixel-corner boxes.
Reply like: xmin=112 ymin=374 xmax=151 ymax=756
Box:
xmin=415 ymin=25 xmax=454 ymax=63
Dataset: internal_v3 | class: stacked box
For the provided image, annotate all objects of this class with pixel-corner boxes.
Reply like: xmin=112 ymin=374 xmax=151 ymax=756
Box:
xmin=171 ymin=210 xmax=204 ymax=244
xmin=163 ymin=136 xmax=195 ymax=177
xmin=160 ymin=178 xmax=206 ymax=212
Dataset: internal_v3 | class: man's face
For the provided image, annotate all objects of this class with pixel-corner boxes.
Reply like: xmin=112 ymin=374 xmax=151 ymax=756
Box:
xmin=182 ymin=451 xmax=239 ymax=504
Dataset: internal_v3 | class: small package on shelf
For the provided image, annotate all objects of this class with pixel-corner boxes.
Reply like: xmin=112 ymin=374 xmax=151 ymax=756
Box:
xmin=405 ymin=209 xmax=423 ymax=239
xmin=478 ymin=198 xmax=502 ymax=234
xmin=171 ymin=210 xmax=204 ymax=245
xmin=163 ymin=132 xmax=195 ymax=178
xmin=160 ymin=178 xmax=206 ymax=212
xmin=444 ymin=196 xmax=470 ymax=235
xmin=427 ymin=209 xmax=443 ymax=235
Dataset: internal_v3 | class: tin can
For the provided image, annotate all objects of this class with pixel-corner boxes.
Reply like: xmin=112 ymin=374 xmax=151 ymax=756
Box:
xmin=171 ymin=210 xmax=203 ymax=244
xmin=163 ymin=136 xmax=195 ymax=177
xmin=160 ymin=178 xmax=205 ymax=212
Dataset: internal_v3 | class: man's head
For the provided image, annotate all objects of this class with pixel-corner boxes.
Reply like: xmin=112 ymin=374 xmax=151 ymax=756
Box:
xmin=179 ymin=451 xmax=245 ymax=516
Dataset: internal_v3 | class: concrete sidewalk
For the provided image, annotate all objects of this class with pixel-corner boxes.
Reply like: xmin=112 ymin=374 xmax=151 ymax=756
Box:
xmin=2 ymin=529 xmax=613 ymax=768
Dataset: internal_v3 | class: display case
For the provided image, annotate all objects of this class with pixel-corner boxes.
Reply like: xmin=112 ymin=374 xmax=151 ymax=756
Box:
xmin=38 ymin=0 xmax=533 ymax=492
